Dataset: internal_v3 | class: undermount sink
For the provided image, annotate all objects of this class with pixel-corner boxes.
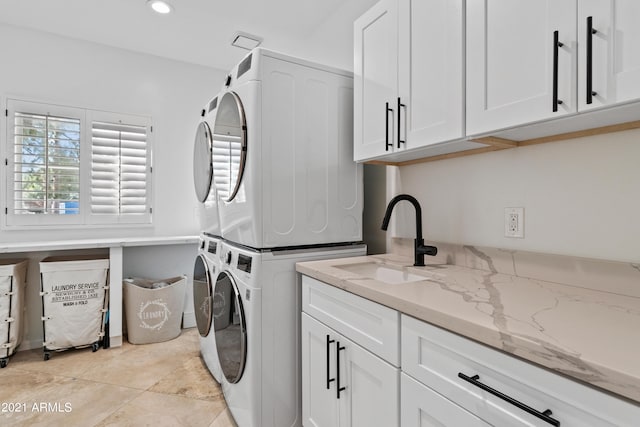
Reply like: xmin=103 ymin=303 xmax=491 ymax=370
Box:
xmin=336 ymin=261 xmax=436 ymax=285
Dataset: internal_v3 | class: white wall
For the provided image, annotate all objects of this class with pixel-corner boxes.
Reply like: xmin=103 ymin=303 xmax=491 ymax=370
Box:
xmin=392 ymin=129 xmax=640 ymax=263
xmin=261 ymin=0 xmax=378 ymax=71
xmin=0 ymin=24 xmax=227 ymax=243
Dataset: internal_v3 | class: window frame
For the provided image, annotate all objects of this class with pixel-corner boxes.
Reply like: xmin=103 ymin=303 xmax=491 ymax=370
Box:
xmin=2 ymin=98 xmax=153 ymax=230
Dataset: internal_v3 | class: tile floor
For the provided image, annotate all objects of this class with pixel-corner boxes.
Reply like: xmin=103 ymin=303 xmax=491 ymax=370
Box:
xmin=0 ymin=328 xmax=237 ymax=427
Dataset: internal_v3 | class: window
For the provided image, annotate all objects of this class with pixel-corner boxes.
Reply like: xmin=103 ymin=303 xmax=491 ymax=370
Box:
xmin=91 ymin=119 xmax=149 ymax=217
xmin=4 ymin=99 xmax=152 ymax=228
xmin=13 ymin=112 xmax=81 ymax=216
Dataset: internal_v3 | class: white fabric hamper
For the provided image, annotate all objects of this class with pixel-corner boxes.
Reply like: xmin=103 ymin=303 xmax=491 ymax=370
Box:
xmin=124 ymin=276 xmax=186 ymax=344
xmin=39 ymin=256 xmax=109 ymax=355
xmin=0 ymin=259 xmax=28 ymax=367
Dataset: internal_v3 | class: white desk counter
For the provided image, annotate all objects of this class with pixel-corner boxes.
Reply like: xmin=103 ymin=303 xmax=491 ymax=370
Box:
xmin=0 ymin=235 xmax=199 ymax=348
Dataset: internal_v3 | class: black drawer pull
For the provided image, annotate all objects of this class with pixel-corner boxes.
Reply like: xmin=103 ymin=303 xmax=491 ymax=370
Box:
xmin=326 ymin=335 xmax=335 ymax=389
xmin=385 ymin=102 xmax=394 ymax=151
xmin=458 ymin=372 xmax=560 ymax=426
xmin=397 ymin=97 xmax=406 ymax=148
xmin=552 ymin=30 xmax=563 ymax=112
xmin=336 ymin=341 xmax=346 ymax=399
xmin=586 ymin=16 xmax=597 ymax=104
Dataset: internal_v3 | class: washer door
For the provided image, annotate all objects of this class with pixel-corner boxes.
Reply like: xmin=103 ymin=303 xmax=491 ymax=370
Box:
xmin=192 ymin=255 xmax=213 ymax=337
xmin=214 ymin=270 xmax=247 ymax=384
xmin=212 ymin=91 xmax=247 ymax=202
xmin=193 ymin=121 xmax=214 ymax=203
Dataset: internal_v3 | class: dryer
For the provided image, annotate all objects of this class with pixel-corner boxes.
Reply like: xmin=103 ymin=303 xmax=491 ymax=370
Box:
xmin=213 ymin=239 xmax=366 ymax=427
xmin=193 ymin=95 xmax=222 ymax=237
xmin=192 ymin=234 xmax=225 ymax=382
xmin=212 ymin=48 xmax=363 ymax=249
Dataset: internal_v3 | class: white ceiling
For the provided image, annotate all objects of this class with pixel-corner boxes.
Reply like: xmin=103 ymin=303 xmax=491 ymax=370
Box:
xmin=0 ymin=0 xmax=376 ymax=72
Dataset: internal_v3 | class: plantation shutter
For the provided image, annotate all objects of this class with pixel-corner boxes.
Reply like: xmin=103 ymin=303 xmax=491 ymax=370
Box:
xmin=91 ymin=121 xmax=148 ymax=215
xmin=211 ymin=134 xmax=232 ymax=200
xmin=12 ymin=112 xmax=81 ymax=215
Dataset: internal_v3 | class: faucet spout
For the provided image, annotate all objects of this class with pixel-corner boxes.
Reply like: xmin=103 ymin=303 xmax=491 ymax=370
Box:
xmin=381 ymin=194 xmax=437 ymax=267
xmin=381 ymin=195 xmax=422 ymax=239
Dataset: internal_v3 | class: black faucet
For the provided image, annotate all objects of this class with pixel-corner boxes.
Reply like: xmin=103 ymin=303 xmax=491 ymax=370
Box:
xmin=381 ymin=194 xmax=437 ymax=267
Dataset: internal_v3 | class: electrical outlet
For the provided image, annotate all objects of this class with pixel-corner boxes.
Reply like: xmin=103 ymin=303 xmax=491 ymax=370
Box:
xmin=504 ymin=207 xmax=524 ymax=238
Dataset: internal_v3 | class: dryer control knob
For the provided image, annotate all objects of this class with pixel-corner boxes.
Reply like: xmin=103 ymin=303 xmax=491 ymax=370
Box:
xmin=226 ymin=251 xmax=233 ymax=265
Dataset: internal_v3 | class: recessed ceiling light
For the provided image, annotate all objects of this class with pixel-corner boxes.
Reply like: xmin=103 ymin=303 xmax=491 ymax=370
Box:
xmin=231 ymin=31 xmax=263 ymax=50
xmin=147 ymin=0 xmax=173 ymax=14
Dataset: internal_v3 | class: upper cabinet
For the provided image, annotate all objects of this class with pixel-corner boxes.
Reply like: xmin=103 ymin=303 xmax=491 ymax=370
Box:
xmin=353 ymin=0 xmax=398 ymax=161
xmin=578 ymin=0 xmax=640 ymax=111
xmin=356 ymin=0 xmax=640 ymax=163
xmin=466 ymin=0 xmax=577 ymax=135
xmin=354 ymin=0 xmax=476 ymax=163
xmin=467 ymin=0 xmax=640 ymax=136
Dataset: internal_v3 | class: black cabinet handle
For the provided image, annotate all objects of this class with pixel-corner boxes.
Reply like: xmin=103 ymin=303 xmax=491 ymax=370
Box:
xmin=397 ymin=97 xmax=406 ymax=148
xmin=336 ymin=341 xmax=346 ymax=399
xmin=553 ymin=30 xmax=564 ymax=112
xmin=458 ymin=372 xmax=560 ymax=426
xmin=326 ymin=335 xmax=335 ymax=389
xmin=586 ymin=16 xmax=597 ymax=104
xmin=385 ymin=102 xmax=394 ymax=151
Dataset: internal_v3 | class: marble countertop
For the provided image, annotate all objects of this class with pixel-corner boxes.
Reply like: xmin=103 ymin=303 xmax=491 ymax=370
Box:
xmin=296 ymin=253 xmax=640 ymax=404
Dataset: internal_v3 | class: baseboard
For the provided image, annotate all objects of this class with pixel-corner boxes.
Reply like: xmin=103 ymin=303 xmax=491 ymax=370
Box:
xmin=182 ymin=311 xmax=196 ymax=329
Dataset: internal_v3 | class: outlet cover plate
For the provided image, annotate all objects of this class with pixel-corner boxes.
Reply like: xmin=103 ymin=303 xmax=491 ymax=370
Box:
xmin=504 ymin=207 xmax=524 ymax=238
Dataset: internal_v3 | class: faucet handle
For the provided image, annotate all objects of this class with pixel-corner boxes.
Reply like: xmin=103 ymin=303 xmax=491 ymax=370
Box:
xmin=418 ymin=245 xmax=438 ymax=257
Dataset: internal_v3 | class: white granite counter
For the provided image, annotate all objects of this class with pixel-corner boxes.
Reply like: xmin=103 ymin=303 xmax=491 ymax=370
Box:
xmin=296 ymin=249 xmax=640 ymax=404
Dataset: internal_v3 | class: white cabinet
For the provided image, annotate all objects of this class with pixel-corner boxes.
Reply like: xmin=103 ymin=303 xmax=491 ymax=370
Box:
xmin=401 ymin=314 xmax=639 ymax=427
xmin=301 ymin=275 xmax=639 ymax=427
xmin=468 ymin=0 xmax=640 ymax=137
xmin=466 ymin=0 xmax=577 ymax=135
xmin=578 ymin=0 xmax=640 ymax=111
xmin=302 ymin=313 xmax=399 ymax=427
xmin=397 ymin=0 xmax=465 ymax=151
xmin=353 ymin=0 xmax=398 ymax=161
xmin=354 ymin=0 xmax=474 ymax=162
xmin=301 ymin=313 xmax=340 ymax=427
xmin=401 ymin=373 xmax=489 ymax=427
xmin=301 ymin=276 xmax=400 ymax=427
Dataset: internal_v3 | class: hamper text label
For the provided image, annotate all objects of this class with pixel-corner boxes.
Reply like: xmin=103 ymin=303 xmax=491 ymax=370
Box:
xmin=50 ymin=282 xmax=100 ymax=304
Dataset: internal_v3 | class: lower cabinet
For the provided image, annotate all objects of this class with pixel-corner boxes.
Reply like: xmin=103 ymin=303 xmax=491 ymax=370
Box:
xmin=401 ymin=373 xmax=489 ymax=427
xmin=301 ymin=313 xmax=399 ymax=427
xmin=301 ymin=276 xmax=640 ymax=427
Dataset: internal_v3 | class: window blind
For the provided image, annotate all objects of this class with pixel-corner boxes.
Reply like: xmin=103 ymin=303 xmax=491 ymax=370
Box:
xmin=91 ymin=121 xmax=148 ymax=215
xmin=212 ymin=133 xmax=242 ymax=200
xmin=12 ymin=112 xmax=81 ymax=215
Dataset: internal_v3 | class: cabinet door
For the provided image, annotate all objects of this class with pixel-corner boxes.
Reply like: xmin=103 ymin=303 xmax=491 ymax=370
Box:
xmin=354 ymin=0 xmax=399 ymax=161
xmin=401 ymin=373 xmax=490 ymax=427
xmin=302 ymin=313 xmax=339 ymax=427
xmin=466 ymin=0 xmax=577 ymax=135
xmin=578 ymin=0 xmax=640 ymax=111
xmin=398 ymin=0 xmax=464 ymax=148
xmin=338 ymin=333 xmax=400 ymax=427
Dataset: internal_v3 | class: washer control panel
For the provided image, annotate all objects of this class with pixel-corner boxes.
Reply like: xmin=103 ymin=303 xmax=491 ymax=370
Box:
xmin=237 ymin=254 xmax=252 ymax=274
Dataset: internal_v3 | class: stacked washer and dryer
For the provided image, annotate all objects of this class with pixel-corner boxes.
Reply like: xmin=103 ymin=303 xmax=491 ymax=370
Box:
xmin=192 ymin=48 xmax=365 ymax=427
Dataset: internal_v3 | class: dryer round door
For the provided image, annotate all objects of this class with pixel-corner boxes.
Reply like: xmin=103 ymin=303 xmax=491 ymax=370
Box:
xmin=214 ymin=270 xmax=247 ymax=384
xmin=193 ymin=121 xmax=214 ymax=203
xmin=192 ymin=255 xmax=213 ymax=337
xmin=212 ymin=91 xmax=247 ymax=202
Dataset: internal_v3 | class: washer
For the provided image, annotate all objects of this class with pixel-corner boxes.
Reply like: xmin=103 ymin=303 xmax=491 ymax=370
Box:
xmin=193 ymin=95 xmax=222 ymax=237
xmin=214 ymin=239 xmax=366 ymax=427
xmin=213 ymin=48 xmax=363 ymax=249
xmin=192 ymin=234 xmax=225 ymax=382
